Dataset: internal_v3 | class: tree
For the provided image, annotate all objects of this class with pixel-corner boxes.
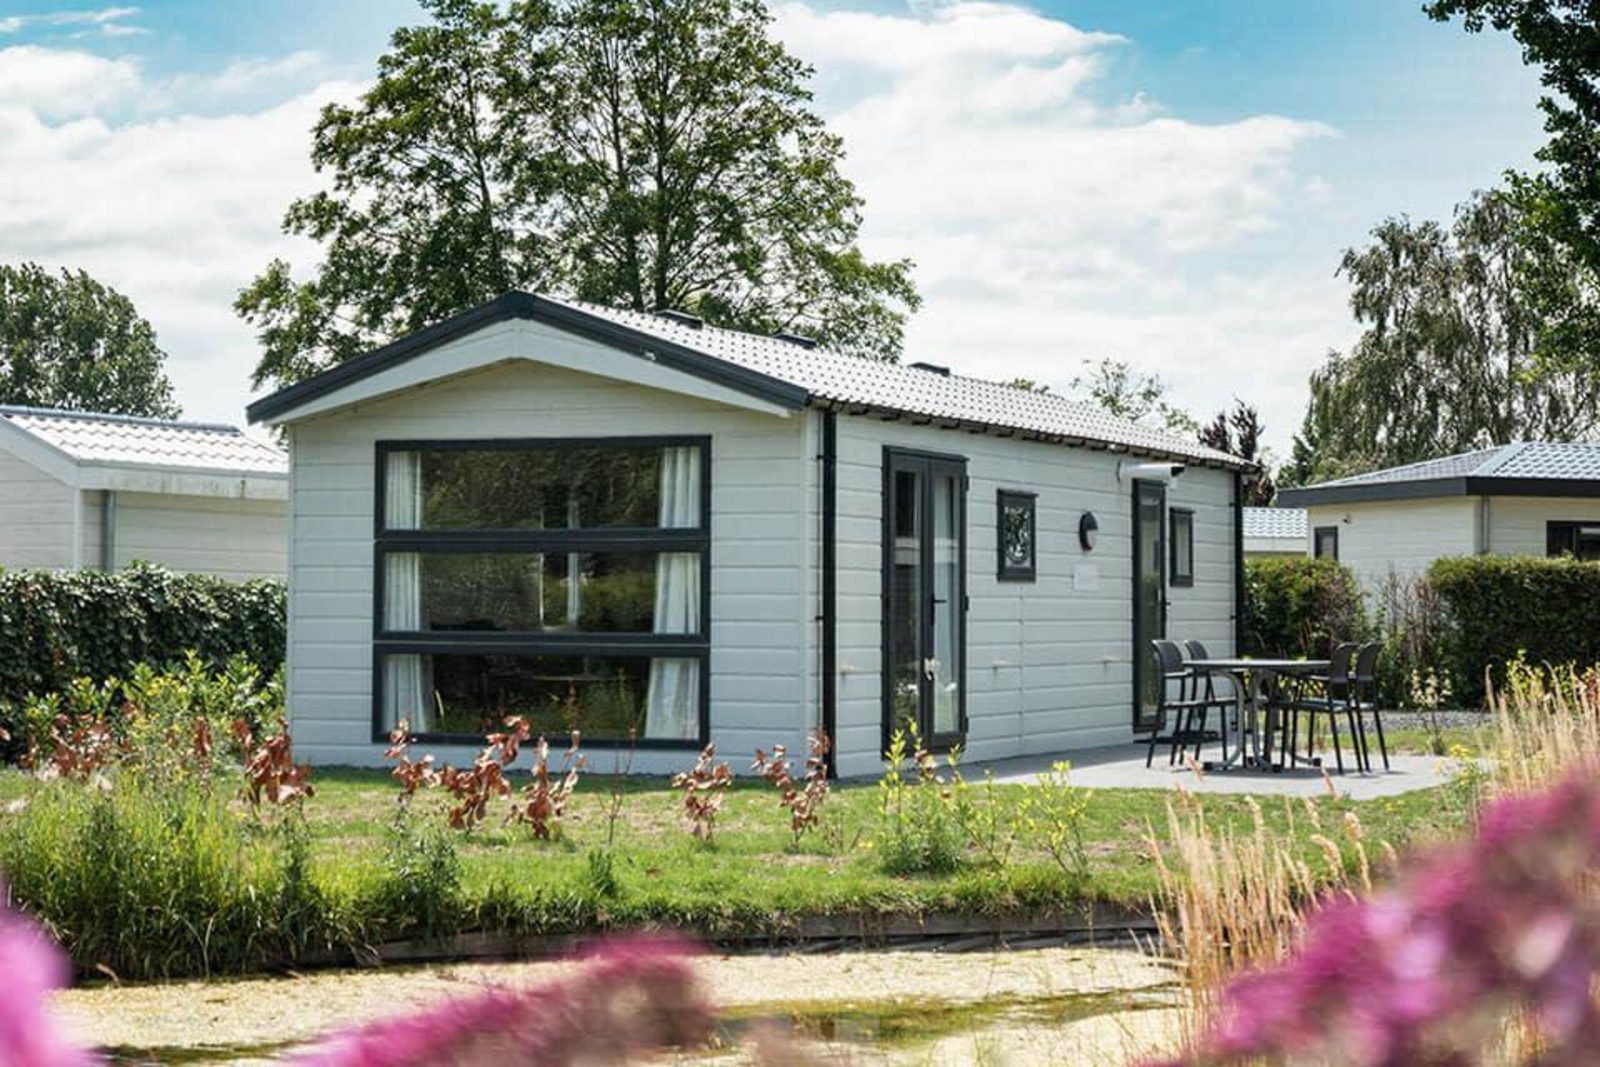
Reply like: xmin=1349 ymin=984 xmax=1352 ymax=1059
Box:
xmin=238 ymin=0 xmax=919 ymax=392
xmin=1283 ymin=189 xmax=1600 ymax=485
xmin=1199 ymin=400 xmax=1276 ymax=505
xmin=0 ymin=263 xmax=178 ymax=418
xmin=1427 ymin=2 xmax=1600 ymax=274
xmin=1069 ymin=357 xmax=1198 ymax=435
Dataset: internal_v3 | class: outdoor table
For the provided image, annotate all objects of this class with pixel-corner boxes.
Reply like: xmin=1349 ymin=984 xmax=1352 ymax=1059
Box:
xmin=1186 ymin=658 xmax=1330 ymax=771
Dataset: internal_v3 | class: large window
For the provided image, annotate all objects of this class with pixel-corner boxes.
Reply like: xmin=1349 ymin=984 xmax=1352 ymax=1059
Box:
xmin=1547 ymin=521 xmax=1600 ymax=561
xmin=374 ymin=438 xmax=709 ymax=746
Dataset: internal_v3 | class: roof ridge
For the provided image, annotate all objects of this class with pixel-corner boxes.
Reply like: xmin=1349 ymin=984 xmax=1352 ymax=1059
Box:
xmin=0 ymin=405 xmax=245 ymax=436
xmin=1474 ymin=441 xmax=1534 ymax=476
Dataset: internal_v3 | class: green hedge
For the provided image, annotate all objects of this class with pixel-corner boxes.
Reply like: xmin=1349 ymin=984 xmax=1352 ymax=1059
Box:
xmin=1429 ymin=554 xmax=1600 ymax=705
xmin=0 ymin=564 xmax=285 ymax=741
xmin=1243 ymin=556 xmax=1369 ymax=658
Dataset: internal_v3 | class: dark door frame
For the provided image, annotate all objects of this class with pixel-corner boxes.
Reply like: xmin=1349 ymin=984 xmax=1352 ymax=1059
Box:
xmin=881 ymin=446 xmax=968 ymax=754
xmin=1131 ymin=478 xmax=1168 ymax=731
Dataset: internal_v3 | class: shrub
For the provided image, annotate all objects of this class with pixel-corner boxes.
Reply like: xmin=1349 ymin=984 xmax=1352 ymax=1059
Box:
xmin=751 ymin=727 xmax=831 ymax=847
xmin=1429 ymin=554 xmax=1600 ymax=705
xmin=1242 ymin=557 xmax=1368 ymax=658
xmin=0 ymin=565 xmax=284 ymax=750
xmin=1372 ymin=570 xmax=1448 ymax=707
xmin=0 ymin=777 xmax=304 ymax=978
xmin=874 ymin=722 xmax=963 ymax=876
xmin=670 ymin=744 xmax=733 ymax=843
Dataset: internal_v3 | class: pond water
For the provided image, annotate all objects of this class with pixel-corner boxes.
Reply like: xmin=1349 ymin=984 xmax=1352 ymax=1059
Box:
xmin=57 ymin=947 xmax=1183 ymax=1065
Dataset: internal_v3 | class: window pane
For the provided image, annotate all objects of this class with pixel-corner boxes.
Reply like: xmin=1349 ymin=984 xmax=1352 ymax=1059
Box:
xmin=384 ymin=551 xmax=700 ymax=634
xmin=384 ymin=444 xmax=701 ymax=531
xmin=1172 ymin=513 xmax=1193 ymax=580
xmin=1001 ymin=503 xmax=1032 ymax=568
xmin=379 ymin=652 xmax=700 ymax=741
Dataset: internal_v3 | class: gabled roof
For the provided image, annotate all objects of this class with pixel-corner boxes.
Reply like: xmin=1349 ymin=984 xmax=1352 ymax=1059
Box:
xmin=1278 ymin=442 xmax=1600 ymax=507
xmin=0 ymin=407 xmax=286 ymax=476
xmin=247 ymin=292 xmax=1246 ymax=468
xmin=1242 ymin=506 xmax=1307 ymax=541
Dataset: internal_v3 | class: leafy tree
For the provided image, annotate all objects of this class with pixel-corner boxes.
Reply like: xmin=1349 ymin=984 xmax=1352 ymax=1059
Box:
xmin=1427 ymin=1 xmax=1600 ymax=273
xmin=239 ymin=0 xmax=919 ymax=392
xmin=1069 ymin=357 xmax=1197 ymax=435
xmin=0 ymin=263 xmax=178 ymax=418
xmin=1199 ymin=400 xmax=1276 ymax=505
xmin=1283 ymin=189 xmax=1600 ymax=485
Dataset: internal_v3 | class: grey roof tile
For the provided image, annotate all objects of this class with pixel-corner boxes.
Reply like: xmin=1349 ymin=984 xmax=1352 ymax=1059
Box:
xmin=1243 ymin=506 xmax=1307 ymax=540
xmin=0 ymin=406 xmax=287 ymax=475
xmin=548 ymin=297 xmax=1242 ymax=467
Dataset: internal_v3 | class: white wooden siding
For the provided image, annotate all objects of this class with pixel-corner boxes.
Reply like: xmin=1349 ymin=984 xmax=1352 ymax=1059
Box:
xmin=110 ymin=492 xmax=286 ymax=580
xmin=831 ymin=416 xmax=1238 ymax=777
xmin=0 ymin=446 xmax=76 ymax=570
xmin=1306 ymin=498 xmax=1477 ymax=597
xmin=1485 ymin=495 xmax=1600 ymax=556
xmin=284 ymin=348 xmax=811 ymax=772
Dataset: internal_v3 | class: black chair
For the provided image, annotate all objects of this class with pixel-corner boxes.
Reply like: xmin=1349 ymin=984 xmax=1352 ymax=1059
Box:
xmin=1182 ymin=639 xmax=1235 ymax=758
xmin=1290 ymin=642 xmax=1361 ymax=774
xmin=1143 ymin=639 xmax=1232 ymax=767
xmin=1351 ymin=642 xmax=1389 ymax=771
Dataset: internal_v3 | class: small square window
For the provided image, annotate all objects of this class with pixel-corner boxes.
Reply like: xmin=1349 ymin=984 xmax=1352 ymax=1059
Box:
xmin=997 ymin=490 xmax=1036 ymax=582
xmin=1169 ymin=509 xmax=1194 ymax=587
xmin=1314 ymin=526 xmax=1339 ymax=561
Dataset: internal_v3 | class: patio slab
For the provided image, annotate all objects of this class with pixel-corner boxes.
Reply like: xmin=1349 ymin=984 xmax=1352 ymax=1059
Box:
xmin=978 ymin=744 xmax=1454 ymax=800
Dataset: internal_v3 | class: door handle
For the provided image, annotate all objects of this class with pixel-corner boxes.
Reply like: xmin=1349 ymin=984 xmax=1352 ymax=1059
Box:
xmin=923 ymin=657 xmax=939 ymax=680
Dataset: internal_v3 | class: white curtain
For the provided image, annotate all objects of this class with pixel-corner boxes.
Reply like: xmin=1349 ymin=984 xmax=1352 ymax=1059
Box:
xmin=645 ymin=447 xmax=701 ymax=739
xmin=382 ymin=452 xmax=434 ymax=732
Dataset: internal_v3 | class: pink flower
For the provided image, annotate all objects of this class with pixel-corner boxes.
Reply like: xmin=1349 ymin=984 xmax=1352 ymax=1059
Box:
xmin=0 ymin=887 xmax=95 ymax=1067
xmin=296 ymin=936 xmax=712 ymax=1067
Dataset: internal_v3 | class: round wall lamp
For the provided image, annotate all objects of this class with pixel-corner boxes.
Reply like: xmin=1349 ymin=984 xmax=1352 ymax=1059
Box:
xmin=1078 ymin=511 xmax=1099 ymax=552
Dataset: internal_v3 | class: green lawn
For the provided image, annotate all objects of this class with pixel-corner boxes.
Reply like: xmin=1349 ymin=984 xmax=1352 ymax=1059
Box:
xmin=0 ymin=758 xmax=1476 ymax=978
xmin=221 ymin=764 xmax=1475 ymax=914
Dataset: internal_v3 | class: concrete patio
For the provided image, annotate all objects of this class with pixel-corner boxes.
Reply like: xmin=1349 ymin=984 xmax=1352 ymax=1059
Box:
xmin=978 ymin=743 xmax=1453 ymax=800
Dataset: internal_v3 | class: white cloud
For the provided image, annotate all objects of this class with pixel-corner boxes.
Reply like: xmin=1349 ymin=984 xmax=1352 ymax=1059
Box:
xmin=0 ymin=45 xmax=141 ymax=119
xmin=775 ymin=1 xmax=1342 ymax=444
xmin=0 ymin=6 xmax=145 ymax=37
xmin=0 ymin=45 xmax=363 ymax=422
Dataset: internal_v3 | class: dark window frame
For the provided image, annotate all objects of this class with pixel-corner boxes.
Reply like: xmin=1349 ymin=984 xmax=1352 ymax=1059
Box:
xmin=1169 ymin=507 xmax=1195 ymax=587
xmin=1546 ymin=520 xmax=1600 ymax=561
xmin=371 ymin=436 xmax=712 ymax=749
xmin=1313 ymin=525 xmax=1339 ymax=561
xmin=996 ymin=489 xmax=1038 ymax=582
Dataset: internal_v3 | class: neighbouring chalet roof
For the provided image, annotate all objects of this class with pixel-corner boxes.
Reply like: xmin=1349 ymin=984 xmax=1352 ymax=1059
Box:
xmin=246 ymin=292 xmax=1248 ymax=469
xmin=0 ymin=406 xmax=287 ymax=500
xmin=1242 ymin=506 xmax=1307 ymax=542
xmin=1278 ymin=442 xmax=1600 ymax=507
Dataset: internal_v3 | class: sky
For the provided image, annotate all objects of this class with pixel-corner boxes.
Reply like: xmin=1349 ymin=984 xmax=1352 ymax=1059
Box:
xmin=0 ymin=1 xmax=1547 ymax=453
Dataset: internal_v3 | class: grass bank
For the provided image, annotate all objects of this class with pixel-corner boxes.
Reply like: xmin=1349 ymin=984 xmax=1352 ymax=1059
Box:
xmin=0 ymin=761 xmax=1472 ymax=981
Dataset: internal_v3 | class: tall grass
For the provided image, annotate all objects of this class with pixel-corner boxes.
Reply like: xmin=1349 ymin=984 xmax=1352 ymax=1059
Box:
xmin=1147 ymin=658 xmax=1600 ymax=1062
xmin=1148 ymin=787 xmax=1378 ymax=1050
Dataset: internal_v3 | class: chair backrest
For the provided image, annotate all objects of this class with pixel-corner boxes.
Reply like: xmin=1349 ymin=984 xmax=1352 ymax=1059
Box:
xmin=1183 ymin=639 xmax=1209 ymax=661
xmin=1153 ymin=639 xmax=1186 ymax=675
xmin=1354 ymin=642 xmax=1380 ymax=683
xmin=1328 ymin=641 xmax=1355 ymax=677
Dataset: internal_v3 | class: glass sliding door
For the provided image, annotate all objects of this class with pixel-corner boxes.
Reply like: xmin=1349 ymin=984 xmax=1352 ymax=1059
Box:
xmin=1132 ymin=480 xmax=1167 ymax=731
xmin=883 ymin=449 xmax=967 ymax=751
